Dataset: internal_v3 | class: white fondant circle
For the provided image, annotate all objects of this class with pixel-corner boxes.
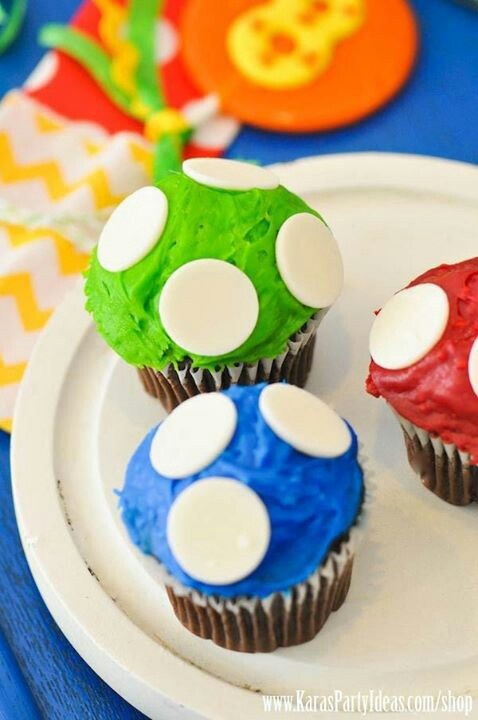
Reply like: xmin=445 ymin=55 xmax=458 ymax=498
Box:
xmin=166 ymin=477 xmax=270 ymax=585
xmin=182 ymin=157 xmax=279 ymax=191
xmin=369 ymin=283 xmax=449 ymax=370
xmin=276 ymin=213 xmax=344 ymax=308
xmin=97 ymin=186 xmax=168 ymax=272
xmin=159 ymin=259 xmax=259 ymax=356
xmin=24 ymin=52 xmax=59 ymax=92
xmin=259 ymin=384 xmax=352 ymax=458
xmin=150 ymin=393 xmax=237 ymax=479
xmin=468 ymin=337 xmax=478 ymax=398
xmin=191 ymin=115 xmax=240 ymax=150
xmin=155 ymin=19 xmax=178 ymax=64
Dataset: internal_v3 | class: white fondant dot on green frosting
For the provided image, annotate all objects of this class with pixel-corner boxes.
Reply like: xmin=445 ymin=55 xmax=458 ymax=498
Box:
xmin=259 ymin=384 xmax=352 ymax=458
xmin=159 ymin=259 xmax=259 ymax=356
xmin=275 ymin=213 xmax=343 ymax=309
xmin=468 ymin=337 xmax=478 ymax=398
xmin=182 ymin=157 xmax=279 ymax=191
xmin=369 ymin=283 xmax=449 ymax=371
xmin=166 ymin=477 xmax=271 ymax=585
xmin=97 ymin=186 xmax=168 ymax=272
xmin=150 ymin=393 xmax=237 ymax=479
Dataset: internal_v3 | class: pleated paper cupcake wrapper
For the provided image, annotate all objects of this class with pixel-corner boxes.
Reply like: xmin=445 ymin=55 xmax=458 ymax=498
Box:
xmin=162 ymin=455 xmax=374 ymax=653
xmin=138 ymin=312 xmax=325 ymax=413
xmin=396 ymin=412 xmax=478 ymax=506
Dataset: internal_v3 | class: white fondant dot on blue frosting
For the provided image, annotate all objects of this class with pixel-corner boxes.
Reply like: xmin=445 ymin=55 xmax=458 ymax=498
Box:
xmin=150 ymin=392 xmax=237 ymax=479
xmin=166 ymin=477 xmax=271 ymax=585
xmin=259 ymin=384 xmax=352 ymax=458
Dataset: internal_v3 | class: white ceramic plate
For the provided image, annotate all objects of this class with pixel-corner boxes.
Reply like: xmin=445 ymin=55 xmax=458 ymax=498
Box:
xmin=11 ymin=154 xmax=478 ymax=720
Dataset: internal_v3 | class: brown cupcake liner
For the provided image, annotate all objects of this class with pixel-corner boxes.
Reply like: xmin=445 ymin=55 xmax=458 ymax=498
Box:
xmin=396 ymin=413 xmax=478 ymax=506
xmin=138 ymin=313 xmax=322 ymax=413
xmin=160 ymin=456 xmax=373 ymax=653
xmin=166 ymin=550 xmax=354 ymax=653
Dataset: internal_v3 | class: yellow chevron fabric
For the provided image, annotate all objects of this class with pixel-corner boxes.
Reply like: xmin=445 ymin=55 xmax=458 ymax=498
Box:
xmin=0 ymin=132 xmax=126 ymax=209
xmin=0 ymin=221 xmax=90 ymax=432
xmin=0 ymin=92 xmax=153 ymax=433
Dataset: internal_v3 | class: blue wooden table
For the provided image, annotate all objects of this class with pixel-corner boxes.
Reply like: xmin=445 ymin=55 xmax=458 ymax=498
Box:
xmin=0 ymin=0 xmax=477 ymax=717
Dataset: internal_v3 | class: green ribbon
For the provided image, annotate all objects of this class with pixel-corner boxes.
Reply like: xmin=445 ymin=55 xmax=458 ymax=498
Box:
xmin=153 ymin=130 xmax=194 ymax=180
xmin=39 ymin=24 xmax=135 ymax=118
xmin=127 ymin=0 xmax=165 ymax=112
xmin=40 ymin=0 xmax=190 ymax=184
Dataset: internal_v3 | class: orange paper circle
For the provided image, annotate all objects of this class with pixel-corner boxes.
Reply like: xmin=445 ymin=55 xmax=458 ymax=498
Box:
xmin=180 ymin=0 xmax=418 ymax=132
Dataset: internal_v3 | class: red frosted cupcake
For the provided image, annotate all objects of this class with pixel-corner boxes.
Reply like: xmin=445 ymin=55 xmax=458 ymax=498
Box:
xmin=367 ymin=258 xmax=478 ymax=506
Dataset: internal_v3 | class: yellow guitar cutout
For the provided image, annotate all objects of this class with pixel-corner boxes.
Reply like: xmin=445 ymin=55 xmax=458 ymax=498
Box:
xmin=227 ymin=0 xmax=365 ymax=90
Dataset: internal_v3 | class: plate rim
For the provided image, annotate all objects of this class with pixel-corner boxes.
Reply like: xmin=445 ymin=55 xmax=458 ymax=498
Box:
xmin=11 ymin=152 xmax=478 ymax=720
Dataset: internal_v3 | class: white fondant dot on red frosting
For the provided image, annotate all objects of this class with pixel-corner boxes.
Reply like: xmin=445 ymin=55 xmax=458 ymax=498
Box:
xmin=150 ymin=393 xmax=237 ymax=479
xmin=24 ymin=52 xmax=59 ymax=92
xmin=275 ymin=213 xmax=343 ymax=309
xmin=167 ymin=477 xmax=271 ymax=585
xmin=182 ymin=95 xmax=220 ymax=128
xmin=159 ymin=259 xmax=259 ymax=356
xmin=468 ymin=337 xmax=478 ymax=398
xmin=97 ymin=186 xmax=168 ymax=272
xmin=155 ymin=19 xmax=178 ymax=64
xmin=182 ymin=157 xmax=279 ymax=191
xmin=190 ymin=114 xmax=240 ymax=150
xmin=369 ymin=283 xmax=450 ymax=371
xmin=259 ymin=384 xmax=352 ymax=458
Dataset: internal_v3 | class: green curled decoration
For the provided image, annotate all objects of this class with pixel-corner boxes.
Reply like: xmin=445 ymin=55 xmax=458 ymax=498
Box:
xmin=39 ymin=24 xmax=135 ymax=118
xmin=127 ymin=0 xmax=165 ymax=112
xmin=39 ymin=1 xmax=191 ymax=184
xmin=0 ymin=0 xmax=27 ymax=54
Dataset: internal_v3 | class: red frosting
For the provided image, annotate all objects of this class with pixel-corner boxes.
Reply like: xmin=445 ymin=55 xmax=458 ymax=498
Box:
xmin=366 ymin=258 xmax=478 ymax=462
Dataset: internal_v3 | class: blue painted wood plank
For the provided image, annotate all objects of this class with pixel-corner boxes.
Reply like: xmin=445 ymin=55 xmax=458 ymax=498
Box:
xmin=0 ymin=431 xmax=146 ymax=720
xmin=0 ymin=627 xmax=40 ymax=720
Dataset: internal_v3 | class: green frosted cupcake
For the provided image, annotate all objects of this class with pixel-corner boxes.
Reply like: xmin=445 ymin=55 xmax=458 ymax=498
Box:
xmin=85 ymin=158 xmax=344 ymax=411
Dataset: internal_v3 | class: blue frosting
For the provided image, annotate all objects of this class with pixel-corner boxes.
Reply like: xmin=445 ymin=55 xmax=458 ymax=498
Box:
xmin=120 ymin=383 xmax=364 ymax=598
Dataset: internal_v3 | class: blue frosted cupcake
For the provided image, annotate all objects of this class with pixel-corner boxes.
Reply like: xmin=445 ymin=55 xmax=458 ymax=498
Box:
xmin=120 ymin=383 xmax=366 ymax=652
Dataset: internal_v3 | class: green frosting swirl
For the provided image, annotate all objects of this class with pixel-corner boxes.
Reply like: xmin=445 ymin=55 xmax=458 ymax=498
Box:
xmin=85 ymin=171 xmax=325 ymax=370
